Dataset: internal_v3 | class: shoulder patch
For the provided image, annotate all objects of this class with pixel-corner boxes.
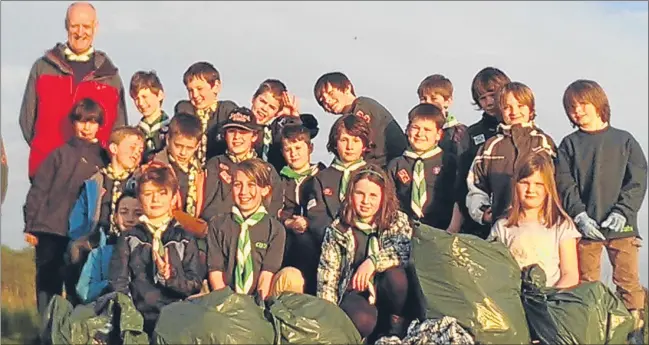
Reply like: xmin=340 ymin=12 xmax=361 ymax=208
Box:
xmin=473 ymin=134 xmax=486 ymax=145
xmin=219 ymin=162 xmax=229 ymax=171
xmin=432 ymin=166 xmax=441 ymax=175
xmin=397 ymin=169 xmax=411 ymax=184
xmin=355 ymin=110 xmax=371 ymax=124
xmin=219 ymin=170 xmax=232 ymax=184
xmin=323 ymin=187 xmax=333 ymax=196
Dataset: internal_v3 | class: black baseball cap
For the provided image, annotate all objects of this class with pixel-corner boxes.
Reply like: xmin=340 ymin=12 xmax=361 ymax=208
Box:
xmin=221 ymin=107 xmax=260 ymax=132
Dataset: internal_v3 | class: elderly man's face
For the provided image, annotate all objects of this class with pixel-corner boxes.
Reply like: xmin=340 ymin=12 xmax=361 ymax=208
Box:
xmin=66 ymin=3 xmax=97 ymax=54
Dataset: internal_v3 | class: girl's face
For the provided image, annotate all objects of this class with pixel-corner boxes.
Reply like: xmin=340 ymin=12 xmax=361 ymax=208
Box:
xmin=352 ymin=178 xmax=382 ymax=223
xmin=114 ymin=196 xmax=143 ymax=231
xmin=501 ymin=92 xmax=532 ymax=125
xmin=336 ymin=129 xmax=365 ymax=163
xmin=515 ymin=170 xmax=547 ymax=211
xmin=251 ymin=91 xmax=281 ymax=125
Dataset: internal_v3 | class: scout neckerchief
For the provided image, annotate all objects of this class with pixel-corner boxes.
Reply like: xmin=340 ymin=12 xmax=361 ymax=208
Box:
xmin=330 ymin=158 xmax=366 ymax=201
xmin=102 ymin=165 xmax=132 ymax=237
xmin=443 ymin=113 xmax=459 ymax=129
xmin=280 ymin=164 xmax=321 ymax=206
xmin=258 ymin=117 xmax=278 ymax=161
xmin=138 ymin=112 xmax=170 ymax=152
xmin=403 ymin=146 xmax=442 ymax=218
xmin=64 ymin=45 xmax=95 ymax=62
xmin=196 ymin=102 xmax=218 ymax=167
xmin=354 ymin=219 xmax=380 ymax=304
xmin=140 ymin=214 xmax=173 ymax=281
xmin=168 ymin=154 xmax=201 ymax=216
xmin=226 ymin=149 xmax=256 ymax=164
xmin=232 ymin=205 xmax=268 ymax=294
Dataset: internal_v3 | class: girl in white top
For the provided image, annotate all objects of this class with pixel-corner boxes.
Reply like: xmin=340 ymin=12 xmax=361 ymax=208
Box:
xmin=489 ymin=153 xmax=581 ymax=288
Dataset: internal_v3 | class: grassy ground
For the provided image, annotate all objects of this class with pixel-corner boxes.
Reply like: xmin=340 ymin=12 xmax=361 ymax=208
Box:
xmin=1 ymin=245 xmax=39 ymax=344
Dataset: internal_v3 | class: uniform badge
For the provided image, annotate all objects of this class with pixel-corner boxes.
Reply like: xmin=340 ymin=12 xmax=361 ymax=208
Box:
xmin=432 ymin=166 xmax=441 ymax=175
xmin=397 ymin=169 xmax=411 ymax=184
xmin=255 ymin=242 xmax=268 ymax=249
xmin=355 ymin=110 xmax=371 ymax=124
xmin=323 ymin=188 xmax=333 ymax=196
xmin=219 ymin=170 xmax=232 ymax=184
xmin=473 ymin=134 xmax=486 ymax=145
xmin=219 ymin=163 xmax=229 ymax=171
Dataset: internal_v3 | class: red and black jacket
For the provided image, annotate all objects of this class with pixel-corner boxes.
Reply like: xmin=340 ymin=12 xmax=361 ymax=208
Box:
xmin=19 ymin=43 xmax=128 ymax=178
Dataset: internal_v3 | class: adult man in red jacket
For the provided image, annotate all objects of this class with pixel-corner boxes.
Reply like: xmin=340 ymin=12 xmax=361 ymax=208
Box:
xmin=19 ymin=2 xmax=128 ymax=180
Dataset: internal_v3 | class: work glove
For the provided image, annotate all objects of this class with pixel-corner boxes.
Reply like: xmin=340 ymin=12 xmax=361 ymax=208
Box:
xmin=601 ymin=212 xmax=627 ymax=233
xmin=574 ymin=212 xmax=606 ymax=241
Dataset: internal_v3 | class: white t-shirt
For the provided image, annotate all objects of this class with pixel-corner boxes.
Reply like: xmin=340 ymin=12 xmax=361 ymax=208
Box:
xmin=489 ymin=218 xmax=581 ymax=287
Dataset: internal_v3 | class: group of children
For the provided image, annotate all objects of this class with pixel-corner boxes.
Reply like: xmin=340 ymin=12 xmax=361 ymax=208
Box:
xmin=22 ymin=60 xmax=647 ymax=342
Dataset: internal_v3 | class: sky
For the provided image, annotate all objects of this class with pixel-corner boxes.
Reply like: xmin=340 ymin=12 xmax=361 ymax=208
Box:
xmin=1 ymin=1 xmax=647 ymax=284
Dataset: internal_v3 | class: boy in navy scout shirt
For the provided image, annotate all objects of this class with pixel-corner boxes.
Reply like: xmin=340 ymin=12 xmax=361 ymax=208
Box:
xmin=313 ymin=72 xmax=407 ymax=168
xmin=277 ymin=123 xmax=325 ymax=294
xmin=201 ymin=107 xmax=283 ymax=220
xmin=207 ymin=158 xmax=286 ymax=300
xmin=555 ymin=79 xmax=647 ymax=343
xmin=130 ymin=70 xmax=170 ymax=160
xmin=388 ymin=103 xmax=461 ymax=231
xmin=174 ymin=61 xmax=238 ymax=166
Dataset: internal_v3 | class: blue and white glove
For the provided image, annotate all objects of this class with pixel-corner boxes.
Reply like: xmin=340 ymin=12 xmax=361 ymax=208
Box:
xmin=574 ymin=212 xmax=606 ymax=241
xmin=601 ymin=212 xmax=627 ymax=233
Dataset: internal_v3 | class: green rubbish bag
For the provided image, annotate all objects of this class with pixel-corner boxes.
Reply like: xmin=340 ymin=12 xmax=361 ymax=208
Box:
xmin=521 ymin=264 xmax=634 ymax=344
xmin=410 ymin=223 xmax=531 ymax=344
xmin=153 ymin=288 xmax=276 ymax=344
xmin=266 ymin=292 xmax=362 ymax=344
xmin=41 ymin=292 xmax=149 ymax=345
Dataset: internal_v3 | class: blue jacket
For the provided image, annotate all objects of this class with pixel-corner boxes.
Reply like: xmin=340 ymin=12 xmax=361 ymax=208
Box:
xmin=76 ymin=229 xmax=113 ymax=303
xmin=69 ymin=172 xmax=104 ymax=241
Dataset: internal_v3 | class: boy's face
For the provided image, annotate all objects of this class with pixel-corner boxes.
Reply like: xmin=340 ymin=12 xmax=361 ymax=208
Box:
xmin=186 ymin=77 xmax=220 ymax=110
xmin=501 ymin=92 xmax=532 ymax=125
xmin=225 ymin=128 xmax=258 ymax=156
xmin=318 ymin=83 xmax=354 ymax=115
xmin=567 ymin=101 xmax=603 ymax=130
xmin=110 ymin=135 xmax=144 ymax=170
xmin=73 ymin=120 xmax=100 ymax=142
xmin=477 ymin=91 xmax=497 ymax=116
xmin=336 ymin=129 xmax=365 ymax=163
xmin=139 ymin=182 xmax=175 ymax=220
xmin=419 ymin=93 xmax=452 ymax=115
xmin=133 ymin=88 xmax=164 ymax=118
xmin=167 ymin=134 xmax=199 ymax=166
xmin=233 ymin=170 xmax=269 ymax=215
xmin=407 ymin=118 xmax=443 ymax=153
xmin=281 ymin=138 xmax=311 ymax=172
xmin=251 ymin=92 xmax=281 ymax=125
xmin=114 ymin=196 xmax=143 ymax=231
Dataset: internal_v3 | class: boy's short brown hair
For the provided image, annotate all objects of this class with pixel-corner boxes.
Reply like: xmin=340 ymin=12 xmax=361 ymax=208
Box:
xmin=129 ymin=70 xmax=164 ymax=100
xmin=314 ymin=72 xmax=356 ymax=108
xmin=253 ymin=79 xmax=288 ymax=109
xmin=136 ymin=165 xmax=179 ymax=197
xmin=497 ymin=82 xmax=536 ymax=121
xmin=183 ymin=61 xmax=221 ymax=87
xmin=407 ymin=103 xmax=446 ymax=130
xmin=234 ymin=158 xmax=273 ymax=202
xmin=109 ymin=126 xmax=145 ymax=146
xmin=167 ymin=113 xmax=202 ymax=141
xmin=69 ymin=98 xmax=105 ymax=125
xmin=417 ymin=74 xmax=453 ymax=100
xmin=562 ymin=79 xmax=611 ymax=126
xmin=280 ymin=124 xmax=313 ymax=148
xmin=471 ymin=67 xmax=511 ymax=109
xmin=326 ymin=114 xmax=371 ymax=156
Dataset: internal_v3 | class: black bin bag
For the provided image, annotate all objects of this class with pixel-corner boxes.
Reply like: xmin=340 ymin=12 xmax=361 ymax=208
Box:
xmin=266 ymin=292 xmax=362 ymax=344
xmin=521 ymin=264 xmax=634 ymax=345
xmin=153 ymin=288 xmax=276 ymax=344
xmin=410 ymin=223 xmax=530 ymax=344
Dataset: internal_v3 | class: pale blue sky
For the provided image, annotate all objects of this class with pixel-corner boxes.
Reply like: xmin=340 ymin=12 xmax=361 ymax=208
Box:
xmin=1 ymin=1 xmax=647 ymax=284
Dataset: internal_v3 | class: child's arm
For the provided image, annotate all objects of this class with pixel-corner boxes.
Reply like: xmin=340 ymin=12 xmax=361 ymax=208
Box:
xmin=302 ymin=177 xmax=332 ymax=243
xmin=555 ymin=237 xmax=579 ymax=289
xmin=208 ymin=271 xmax=227 ymax=291
xmin=76 ymin=246 xmax=110 ymax=304
xmin=465 ymin=146 xmax=492 ymax=224
xmin=160 ymin=237 xmax=203 ymax=297
xmin=23 ymin=150 xmax=60 ymax=233
xmin=108 ymin=233 xmax=132 ymax=296
xmin=554 ymin=140 xmax=587 ymax=218
xmin=610 ymin=137 xmax=648 ymax=224
xmin=368 ymin=211 xmax=413 ymax=272
xmin=316 ymin=226 xmax=342 ymax=304
xmin=446 ymin=202 xmax=464 ymax=234
xmin=260 ymin=220 xmax=286 ymax=286
xmin=384 ymin=119 xmax=409 ymax=165
xmin=206 ymin=219 xmax=228 ymax=291
xmin=268 ymin=167 xmax=284 ymax=218
xmin=257 ymin=271 xmax=275 ymax=300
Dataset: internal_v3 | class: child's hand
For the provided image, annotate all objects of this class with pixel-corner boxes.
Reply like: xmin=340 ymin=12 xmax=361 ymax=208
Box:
xmin=279 ymin=92 xmax=300 ymax=117
xmin=291 ymin=216 xmax=308 ymax=233
xmin=154 ymin=247 xmax=172 ymax=280
xmin=351 ymin=259 xmax=376 ymax=292
xmin=257 ymin=271 xmax=273 ymax=300
xmin=24 ymin=233 xmax=38 ymax=247
xmin=482 ymin=207 xmax=493 ymax=224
